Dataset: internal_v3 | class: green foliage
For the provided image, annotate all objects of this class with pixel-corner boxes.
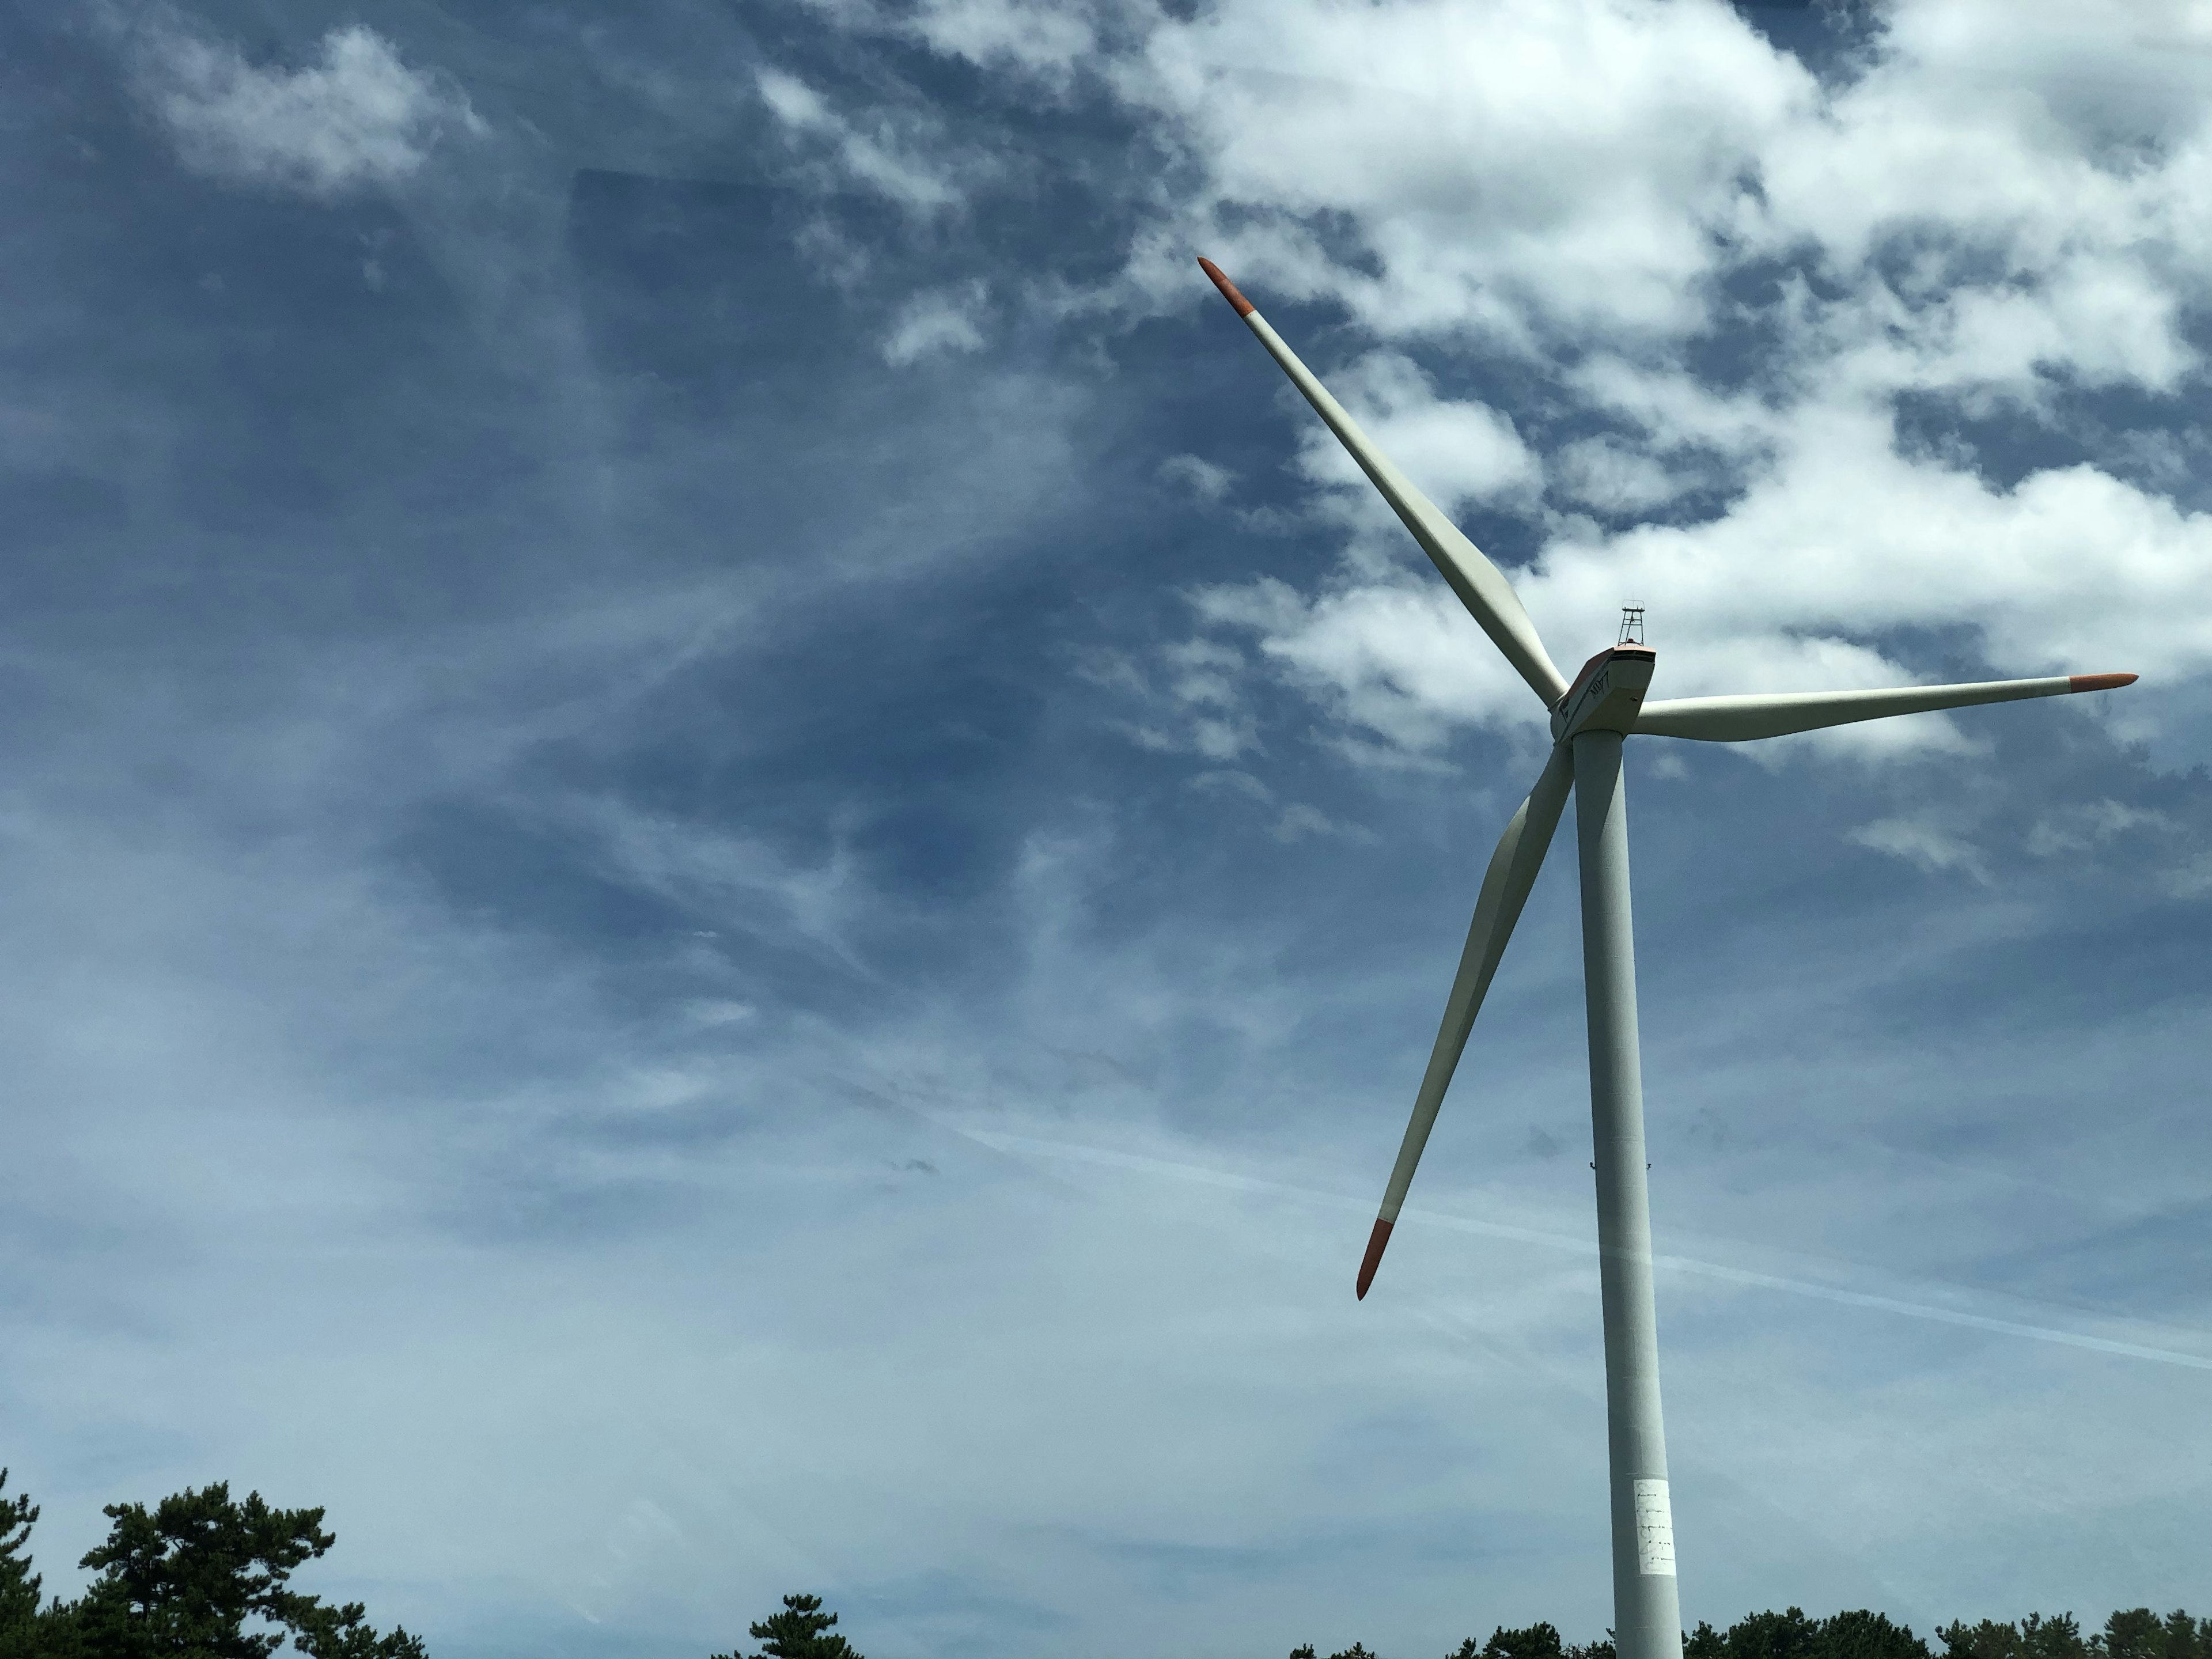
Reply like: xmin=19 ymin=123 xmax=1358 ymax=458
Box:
xmin=1488 ymin=1625 xmax=1570 ymax=1659
xmin=1936 ymin=1609 xmax=2212 ymax=1659
xmin=286 ymin=1597 xmax=429 ymax=1659
xmin=1302 ymin=1608 xmax=2212 ymax=1659
xmin=1823 ymin=1610 xmax=1936 ymax=1659
xmin=2103 ymin=1613 xmax=2169 ymax=1659
xmin=69 ymin=1481 xmax=337 ymax=1658
xmin=0 ymin=1472 xmax=43 ymax=1659
xmin=1448 ymin=1620 xmax=1593 ymax=1659
xmin=1729 ymin=1608 xmax=1827 ymax=1659
xmin=1940 ymin=1613 xmax=2091 ymax=1659
xmin=1683 ymin=1607 xmax=1931 ymax=1659
xmin=2094 ymin=1612 xmax=2211 ymax=1659
xmin=0 ymin=1474 xmax=40 ymax=1628
xmin=715 ymin=1593 xmax=861 ymax=1659
xmin=0 ymin=1473 xmax=422 ymax=1659
xmin=1308 ymin=1628 xmax=1608 ymax=1659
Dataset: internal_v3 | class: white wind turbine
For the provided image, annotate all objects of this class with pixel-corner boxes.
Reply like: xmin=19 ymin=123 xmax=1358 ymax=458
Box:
xmin=1196 ymin=256 xmax=2137 ymax=1659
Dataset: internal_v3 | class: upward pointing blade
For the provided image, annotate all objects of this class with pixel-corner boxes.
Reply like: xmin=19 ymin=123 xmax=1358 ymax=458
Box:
xmin=1358 ymin=741 xmax=1575 ymax=1299
xmin=1198 ymin=257 xmax=1569 ymax=709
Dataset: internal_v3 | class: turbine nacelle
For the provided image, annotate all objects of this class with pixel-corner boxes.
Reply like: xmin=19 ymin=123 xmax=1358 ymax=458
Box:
xmin=1552 ymin=645 xmax=1656 ymax=741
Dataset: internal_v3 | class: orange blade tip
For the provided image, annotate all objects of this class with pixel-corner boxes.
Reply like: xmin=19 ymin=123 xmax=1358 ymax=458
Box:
xmin=1355 ymin=1217 xmax=1393 ymax=1301
xmin=2069 ymin=672 xmax=2138 ymax=692
xmin=1196 ymin=256 xmax=1255 ymax=317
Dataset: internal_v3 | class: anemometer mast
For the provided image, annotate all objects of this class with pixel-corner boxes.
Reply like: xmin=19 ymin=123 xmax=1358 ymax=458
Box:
xmin=1195 ymin=253 xmax=2135 ymax=1659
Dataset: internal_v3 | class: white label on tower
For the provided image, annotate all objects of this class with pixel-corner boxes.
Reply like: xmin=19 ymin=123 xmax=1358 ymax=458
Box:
xmin=1633 ymin=1479 xmax=1676 ymax=1576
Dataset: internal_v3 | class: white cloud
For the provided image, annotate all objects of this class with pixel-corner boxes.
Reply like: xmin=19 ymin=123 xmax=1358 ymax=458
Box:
xmin=790 ymin=0 xmax=1103 ymax=86
xmin=1189 ymin=715 xmax=1257 ymax=760
xmin=1049 ymin=0 xmax=2212 ymax=767
xmin=882 ymin=281 xmax=989 ymax=366
xmin=910 ymin=0 xmax=1099 ymax=82
xmin=1119 ymin=0 xmax=1812 ymax=344
xmin=1291 ymin=352 xmax=1539 ymax=510
xmin=1847 ymin=814 xmax=1993 ymax=881
xmin=1159 ymin=453 xmax=1236 ymax=503
xmin=134 ymin=22 xmax=481 ymax=198
xmin=1188 ymin=767 xmax=1272 ymax=804
xmin=756 ymin=66 xmax=971 ymax=211
xmin=1179 ymin=364 xmax=2212 ymax=756
xmin=2025 ymin=799 xmax=2173 ymax=858
xmin=2020 ymin=800 xmax=2212 ymax=899
xmin=1268 ymin=801 xmax=1372 ymax=844
xmin=1550 ymin=438 xmax=1685 ymax=515
xmin=1190 ymin=372 xmax=2212 ymax=759
xmin=1161 ymin=638 xmax=1244 ymax=710
xmin=1087 ymin=634 xmax=1266 ymax=761
xmin=1195 ymin=576 xmax=1537 ymax=752
xmin=1177 ymin=310 xmax=2212 ymax=760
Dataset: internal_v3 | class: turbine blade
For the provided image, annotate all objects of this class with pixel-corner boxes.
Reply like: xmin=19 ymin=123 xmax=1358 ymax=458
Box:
xmin=1357 ymin=742 xmax=1575 ymax=1300
xmin=1198 ymin=257 xmax=1569 ymax=709
xmin=1635 ymin=672 xmax=2138 ymax=743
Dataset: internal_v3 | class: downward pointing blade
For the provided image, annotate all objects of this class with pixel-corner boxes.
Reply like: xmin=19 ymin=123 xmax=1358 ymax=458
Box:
xmin=1358 ymin=741 xmax=1575 ymax=1299
xmin=1198 ymin=257 xmax=1569 ymax=709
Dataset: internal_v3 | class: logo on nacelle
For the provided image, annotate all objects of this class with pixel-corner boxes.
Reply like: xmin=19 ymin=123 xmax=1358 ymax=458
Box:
xmin=1552 ymin=647 xmax=1656 ymax=741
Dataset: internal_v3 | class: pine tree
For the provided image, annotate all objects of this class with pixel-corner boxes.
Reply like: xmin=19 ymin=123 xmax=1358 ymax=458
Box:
xmin=67 ymin=1482 xmax=336 ymax=1658
xmin=1492 ymin=1624 xmax=1570 ymax=1659
xmin=49 ymin=1480 xmax=423 ymax=1659
xmin=2163 ymin=1612 xmax=2209 ymax=1659
xmin=2101 ymin=1612 xmax=2166 ymax=1659
xmin=1820 ymin=1609 xmax=1933 ymax=1659
xmin=1942 ymin=1613 xmax=2090 ymax=1659
xmin=715 ymin=1593 xmax=861 ymax=1659
xmin=0 ymin=1473 xmax=41 ymax=1659
xmin=1732 ymin=1607 xmax=1826 ymax=1659
xmin=0 ymin=1475 xmax=38 ymax=1625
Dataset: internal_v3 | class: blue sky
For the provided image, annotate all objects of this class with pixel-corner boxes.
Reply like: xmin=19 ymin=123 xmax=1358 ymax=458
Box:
xmin=2 ymin=2 xmax=2210 ymax=1656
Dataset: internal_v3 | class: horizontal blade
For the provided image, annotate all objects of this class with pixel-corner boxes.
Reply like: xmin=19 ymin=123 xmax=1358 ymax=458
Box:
xmin=1635 ymin=672 xmax=2138 ymax=743
xmin=1358 ymin=742 xmax=1575 ymax=1300
xmin=1199 ymin=257 xmax=1569 ymax=710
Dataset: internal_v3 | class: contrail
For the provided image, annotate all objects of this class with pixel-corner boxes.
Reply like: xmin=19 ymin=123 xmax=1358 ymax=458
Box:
xmin=964 ymin=1127 xmax=2212 ymax=1374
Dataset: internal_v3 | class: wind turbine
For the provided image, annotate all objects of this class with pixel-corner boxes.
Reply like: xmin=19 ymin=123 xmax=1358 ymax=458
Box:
xmin=1195 ymin=256 xmax=2137 ymax=1659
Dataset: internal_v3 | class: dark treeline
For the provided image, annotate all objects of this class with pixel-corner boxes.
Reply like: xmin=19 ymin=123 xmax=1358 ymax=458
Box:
xmin=1291 ymin=1608 xmax=2212 ymax=1659
xmin=5 ymin=1469 xmax=2203 ymax=1659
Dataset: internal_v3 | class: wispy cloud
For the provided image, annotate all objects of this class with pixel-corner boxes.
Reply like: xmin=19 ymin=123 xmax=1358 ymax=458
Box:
xmin=127 ymin=20 xmax=483 ymax=196
xmin=756 ymin=66 xmax=977 ymax=211
xmin=1847 ymin=815 xmax=1992 ymax=881
xmin=883 ymin=281 xmax=990 ymax=366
